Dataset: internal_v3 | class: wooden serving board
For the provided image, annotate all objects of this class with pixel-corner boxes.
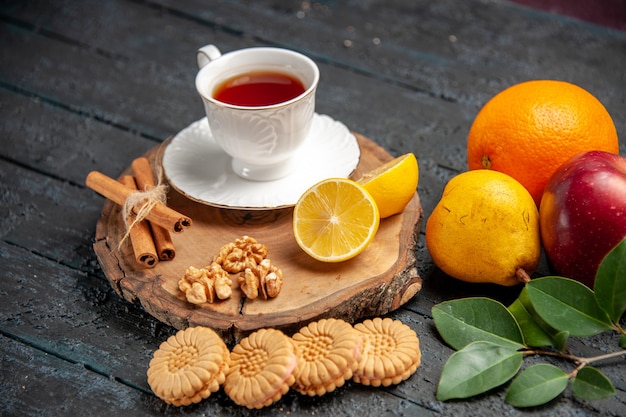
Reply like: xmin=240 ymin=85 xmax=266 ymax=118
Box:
xmin=94 ymin=133 xmax=423 ymax=343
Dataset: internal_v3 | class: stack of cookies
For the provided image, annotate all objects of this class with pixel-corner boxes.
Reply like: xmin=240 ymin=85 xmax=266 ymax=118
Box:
xmin=147 ymin=326 xmax=230 ymax=406
xmin=147 ymin=317 xmax=421 ymax=409
xmin=224 ymin=328 xmax=297 ymax=408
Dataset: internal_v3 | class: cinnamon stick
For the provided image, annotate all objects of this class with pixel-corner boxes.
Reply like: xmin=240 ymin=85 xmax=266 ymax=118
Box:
xmin=86 ymin=170 xmax=192 ymax=233
xmin=131 ymin=157 xmax=176 ymax=261
xmin=119 ymin=175 xmax=158 ymax=268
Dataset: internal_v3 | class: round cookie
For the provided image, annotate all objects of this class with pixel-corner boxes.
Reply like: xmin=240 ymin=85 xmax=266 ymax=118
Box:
xmin=291 ymin=318 xmax=361 ymax=396
xmin=147 ymin=326 xmax=230 ymax=406
xmin=224 ymin=328 xmax=297 ymax=409
xmin=353 ymin=317 xmax=421 ymax=387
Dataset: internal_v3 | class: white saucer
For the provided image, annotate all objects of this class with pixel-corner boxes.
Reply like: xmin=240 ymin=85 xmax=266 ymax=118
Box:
xmin=162 ymin=113 xmax=361 ymax=209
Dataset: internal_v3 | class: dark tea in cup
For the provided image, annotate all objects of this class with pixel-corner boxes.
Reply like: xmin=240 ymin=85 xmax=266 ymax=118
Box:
xmin=196 ymin=45 xmax=319 ymax=180
xmin=213 ymin=70 xmax=306 ymax=107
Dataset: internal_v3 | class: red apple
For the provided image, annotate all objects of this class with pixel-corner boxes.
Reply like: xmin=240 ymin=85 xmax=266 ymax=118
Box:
xmin=539 ymin=150 xmax=626 ymax=287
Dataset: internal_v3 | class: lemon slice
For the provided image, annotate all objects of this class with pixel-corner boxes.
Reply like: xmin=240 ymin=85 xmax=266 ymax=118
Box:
xmin=293 ymin=178 xmax=380 ymax=262
xmin=356 ymin=153 xmax=418 ymax=218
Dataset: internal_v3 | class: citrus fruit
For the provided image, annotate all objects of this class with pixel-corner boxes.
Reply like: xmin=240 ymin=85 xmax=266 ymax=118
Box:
xmin=425 ymin=170 xmax=540 ymax=286
xmin=467 ymin=80 xmax=619 ymax=205
xmin=293 ymin=178 xmax=380 ymax=262
xmin=356 ymin=153 xmax=419 ymax=218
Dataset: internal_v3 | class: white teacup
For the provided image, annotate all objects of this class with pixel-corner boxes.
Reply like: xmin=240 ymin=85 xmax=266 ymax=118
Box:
xmin=195 ymin=44 xmax=319 ymax=181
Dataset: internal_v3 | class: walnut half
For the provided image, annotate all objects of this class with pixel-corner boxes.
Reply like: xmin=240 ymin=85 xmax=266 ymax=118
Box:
xmin=178 ymin=263 xmax=233 ymax=305
xmin=213 ymin=236 xmax=268 ymax=273
xmin=238 ymin=258 xmax=283 ymax=300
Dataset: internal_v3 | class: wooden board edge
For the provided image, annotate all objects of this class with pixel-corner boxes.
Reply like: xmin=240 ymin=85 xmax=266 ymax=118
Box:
xmin=92 ymin=134 xmax=424 ymax=344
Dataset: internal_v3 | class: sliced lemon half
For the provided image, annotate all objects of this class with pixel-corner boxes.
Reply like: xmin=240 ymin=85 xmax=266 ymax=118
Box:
xmin=293 ymin=178 xmax=380 ymax=262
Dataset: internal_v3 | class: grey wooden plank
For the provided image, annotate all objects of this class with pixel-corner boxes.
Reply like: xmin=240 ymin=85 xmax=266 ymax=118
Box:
xmin=0 ymin=8 xmax=474 ymax=173
xmin=0 ymin=89 xmax=157 ymax=186
xmin=8 ymin=0 xmax=626 ymax=110
xmin=0 ymin=240 xmax=163 ymax=389
xmin=0 ymin=16 xmax=473 ymax=226
xmin=2 ymin=232 xmax=623 ymax=416
xmin=0 ymin=0 xmax=625 ymax=415
xmin=0 ymin=162 xmax=100 ymax=266
xmin=0 ymin=0 xmax=252 ymax=139
xmin=0 ymin=241 xmax=440 ymax=416
xmin=0 ymin=334 xmax=163 ymax=417
xmin=3 ymin=0 xmax=624 ymax=171
xmin=0 ymin=148 xmax=115 ymax=266
xmin=149 ymin=0 xmax=626 ymax=136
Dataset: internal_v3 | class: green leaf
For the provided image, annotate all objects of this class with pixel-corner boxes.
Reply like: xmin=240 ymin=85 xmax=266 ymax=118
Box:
xmin=437 ymin=341 xmax=523 ymax=401
xmin=505 ymin=364 xmax=569 ymax=407
xmin=571 ymin=366 xmax=616 ymax=401
xmin=508 ymin=298 xmax=553 ymax=347
xmin=526 ymin=277 xmax=613 ymax=337
xmin=620 ymin=335 xmax=626 ymax=349
xmin=432 ymin=298 xmax=525 ymax=351
xmin=552 ymin=330 xmax=570 ymax=352
xmin=594 ymin=237 xmax=626 ymax=323
xmin=509 ymin=288 xmax=569 ymax=350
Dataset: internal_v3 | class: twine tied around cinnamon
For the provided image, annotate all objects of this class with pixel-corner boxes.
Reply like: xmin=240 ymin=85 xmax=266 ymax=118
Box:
xmin=86 ymin=166 xmax=192 ymax=239
xmin=118 ymin=165 xmax=168 ymax=249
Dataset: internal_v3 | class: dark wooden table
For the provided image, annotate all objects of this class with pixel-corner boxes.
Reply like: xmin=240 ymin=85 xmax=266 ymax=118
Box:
xmin=1 ymin=1 xmax=625 ymax=416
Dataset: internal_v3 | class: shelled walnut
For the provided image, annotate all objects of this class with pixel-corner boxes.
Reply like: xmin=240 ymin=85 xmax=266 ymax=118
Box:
xmin=178 ymin=263 xmax=233 ymax=305
xmin=179 ymin=236 xmax=283 ymax=305
xmin=207 ymin=262 xmax=234 ymax=300
xmin=214 ymin=236 xmax=268 ymax=273
xmin=238 ymin=258 xmax=283 ymax=300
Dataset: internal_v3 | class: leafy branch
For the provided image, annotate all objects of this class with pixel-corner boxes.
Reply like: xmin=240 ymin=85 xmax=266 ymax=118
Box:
xmin=523 ymin=348 xmax=625 ymax=380
xmin=524 ymin=347 xmax=626 ymax=367
xmin=432 ymin=237 xmax=626 ymax=408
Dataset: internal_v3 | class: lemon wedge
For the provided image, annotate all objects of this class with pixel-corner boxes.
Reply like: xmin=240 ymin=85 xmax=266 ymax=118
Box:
xmin=357 ymin=153 xmax=418 ymax=218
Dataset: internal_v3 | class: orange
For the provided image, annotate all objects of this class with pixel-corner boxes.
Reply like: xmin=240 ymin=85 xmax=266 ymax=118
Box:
xmin=467 ymin=80 xmax=619 ymax=205
xmin=293 ymin=178 xmax=380 ymax=262
xmin=356 ymin=153 xmax=419 ymax=218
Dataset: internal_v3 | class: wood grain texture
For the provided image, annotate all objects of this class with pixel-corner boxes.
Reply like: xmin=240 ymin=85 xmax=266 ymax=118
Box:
xmin=1 ymin=0 xmax=625 ymax=415
xmin=94 ymin=134 xmax=423 ymax=343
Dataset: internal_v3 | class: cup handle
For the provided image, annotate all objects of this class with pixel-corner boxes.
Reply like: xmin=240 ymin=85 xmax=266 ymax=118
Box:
xmin=197 ymin=44 xmax=222 ymax=69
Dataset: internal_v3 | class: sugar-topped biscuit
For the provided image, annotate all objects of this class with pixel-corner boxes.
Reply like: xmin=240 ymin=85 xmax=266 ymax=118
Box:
xmin=353 ymin=317 xmax=421 ymax=387
xmin=291 ymin=318 xmax=361 ymax=396
xmin=224 ymin=328 xmax=297 ymax=409
xmin=147 ymin=326 xmax=229 ymax=406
